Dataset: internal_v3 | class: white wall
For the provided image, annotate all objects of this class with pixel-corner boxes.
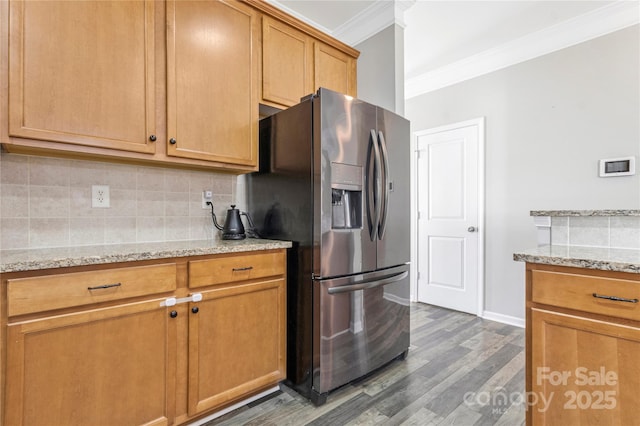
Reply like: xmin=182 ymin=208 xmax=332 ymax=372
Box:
xmin=356 ymin=24 xmax=405 ymax=115
xmin=406 ymin=25 xmax=640 ymax=320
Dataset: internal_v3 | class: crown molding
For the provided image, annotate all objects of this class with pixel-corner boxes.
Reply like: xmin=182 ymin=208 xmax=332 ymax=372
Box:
xmin=335 ymin=0 xmax=416 ymax=45
xmin=265 ymin=0 xmax=334 ymax=35
xmin=406 ymin=1 xmax=640 ymax=99
xmin=267 ymin=0 xmax=413 ymax=47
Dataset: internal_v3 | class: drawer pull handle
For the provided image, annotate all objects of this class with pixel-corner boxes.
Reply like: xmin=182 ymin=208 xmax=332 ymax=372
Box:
xmin=232 ymin=266 xmax=253 ymax=272
xmin=88 ymin=283 xmax=122 ymax=291
xmin=592 ymin=293 xmax=639 ymax=303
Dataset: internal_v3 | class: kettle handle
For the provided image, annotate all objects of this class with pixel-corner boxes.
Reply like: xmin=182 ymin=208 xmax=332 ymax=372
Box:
xmin=241 ymin=211 xmax=261 ymax=239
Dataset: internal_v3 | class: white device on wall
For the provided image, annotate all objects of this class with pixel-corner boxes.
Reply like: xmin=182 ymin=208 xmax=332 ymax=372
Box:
xmin=599 ymin=156 xmax=636 ymax=177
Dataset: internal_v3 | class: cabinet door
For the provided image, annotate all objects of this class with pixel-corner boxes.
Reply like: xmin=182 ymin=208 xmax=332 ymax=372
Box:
xmin=530 ymin=308 xmax=640 ymax=425
xmin=314 ymin=42 xmax=357 ymax=97
xmin=262 ymin=17 xmax=312 ymax=108
xmin=188 ymin=279 xmax=286 ymax=415
xmin=7 ymin=0 xmax=156 ymax=153
xmin=4 ymin=299 xmax=176 ymax=426
xmin=167 ymin=0 xmax=258 ymax=168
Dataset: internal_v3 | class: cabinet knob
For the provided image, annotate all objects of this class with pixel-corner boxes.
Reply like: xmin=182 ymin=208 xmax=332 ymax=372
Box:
xmin=149 ymin=135 xmax=157 ymax=142
xmin=170 ymin=138 xmax=177 ymax=145
xmin=192 ymin=307 xmax=199 ymax=314
xmin=170 ymin=310 xmax=178 ymax=318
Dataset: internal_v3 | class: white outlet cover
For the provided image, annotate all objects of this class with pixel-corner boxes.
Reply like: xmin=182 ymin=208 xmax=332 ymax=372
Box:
xmin=202 ymin=190 xmax=213 ymax=209
xmin=92 ymin=185 xmax=110 ymax=208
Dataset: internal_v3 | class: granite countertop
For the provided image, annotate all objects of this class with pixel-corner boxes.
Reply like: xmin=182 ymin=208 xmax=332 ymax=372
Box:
xmin=530 ymin=210 xmax=640 ymax=217
xmin=0 ymin=239 xmax=293 ymax=273
xmin=513 ymin=245 xmax=640 ymax=273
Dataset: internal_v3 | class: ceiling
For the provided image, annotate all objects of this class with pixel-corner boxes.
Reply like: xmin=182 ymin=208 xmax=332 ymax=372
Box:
xmin=271 ymin=0 xmax=638 ymax=96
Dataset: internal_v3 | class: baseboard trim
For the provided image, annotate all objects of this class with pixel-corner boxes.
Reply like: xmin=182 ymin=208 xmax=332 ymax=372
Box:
xmin=188 ymin=385 xmax=280 ymax=425
xmin=481 ymin=310 xmax=525 ymax=328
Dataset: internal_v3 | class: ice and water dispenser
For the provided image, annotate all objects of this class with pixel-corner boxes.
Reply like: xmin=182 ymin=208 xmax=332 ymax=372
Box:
xmin=330 ymin=163 xmax=362 ymax=229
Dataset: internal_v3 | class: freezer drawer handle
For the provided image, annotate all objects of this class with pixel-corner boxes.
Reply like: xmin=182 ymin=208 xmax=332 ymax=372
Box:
xmin=87 ymin=282 xmax=122 ymax=291
xmin=592 ymin=293 xmax=638 ymax=303
xmin=327 ymin=271 xmax=408 ymax=294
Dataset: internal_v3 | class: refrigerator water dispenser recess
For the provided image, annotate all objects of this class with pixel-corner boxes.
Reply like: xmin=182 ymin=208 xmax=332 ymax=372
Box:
xmin=331 ymin=162 xmax=363 ymax=229
xmin=331 ymin=188 xmax=362 ymax=229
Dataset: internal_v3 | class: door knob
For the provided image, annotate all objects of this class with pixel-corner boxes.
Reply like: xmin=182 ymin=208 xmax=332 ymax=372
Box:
xmin=467 ymin=226 xmax=477 ymax=232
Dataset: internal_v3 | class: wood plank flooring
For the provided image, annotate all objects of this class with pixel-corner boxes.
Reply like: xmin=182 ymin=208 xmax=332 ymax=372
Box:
xmin=207 ymin=303 xmax=525 ymax=426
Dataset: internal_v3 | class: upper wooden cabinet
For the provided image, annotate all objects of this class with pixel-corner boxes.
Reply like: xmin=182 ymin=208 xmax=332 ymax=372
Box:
xmin=261 ymin=16 xmax=312 ymax=108
xmin=256 ymin=3 xmax=359 ymax=109
xmin=314 ymin=41 xmax=357 ymax=97
xmin=0 ymin=0 xmax=358 ymax=170
xmin=6 ymin=0 xmax=157 ymax=154
xmin=167 ymin=0 xmax=258 ymax=167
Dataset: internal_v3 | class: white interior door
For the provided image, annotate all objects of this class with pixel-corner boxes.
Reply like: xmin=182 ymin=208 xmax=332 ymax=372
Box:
xmin=416 ymin=119 xmax=483 ymax=315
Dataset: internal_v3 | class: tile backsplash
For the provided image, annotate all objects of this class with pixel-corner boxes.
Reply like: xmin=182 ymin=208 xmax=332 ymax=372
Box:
xmin=0 ymin=151 xmax=243 ymax=250
xmin=549 ymin=215 xmax=640 ymax=249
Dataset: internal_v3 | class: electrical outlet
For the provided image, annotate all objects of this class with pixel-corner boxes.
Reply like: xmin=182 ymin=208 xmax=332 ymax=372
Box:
xmin=202 ymin=190 xmax=213 ymax=209
xmin=92 ymin=185 xmax=110 ymax=208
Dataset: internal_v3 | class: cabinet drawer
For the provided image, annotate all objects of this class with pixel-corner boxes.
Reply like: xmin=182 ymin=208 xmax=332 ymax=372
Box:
xmin=531 ymin=270 xmax=640 ymax=321
xmin=189 ymin=251 xmax=285 ymax=288
xmin=7 ymin=263 xmax=177 ymax=316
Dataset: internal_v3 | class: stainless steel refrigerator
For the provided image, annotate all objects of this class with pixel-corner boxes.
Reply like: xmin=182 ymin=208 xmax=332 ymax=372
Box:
xmin=248 ymin=88 xmax=410 ymax=405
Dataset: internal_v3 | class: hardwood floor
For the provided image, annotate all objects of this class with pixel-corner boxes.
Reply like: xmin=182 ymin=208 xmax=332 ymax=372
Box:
xmin=207 ymin=303 xmax=525 ymax=426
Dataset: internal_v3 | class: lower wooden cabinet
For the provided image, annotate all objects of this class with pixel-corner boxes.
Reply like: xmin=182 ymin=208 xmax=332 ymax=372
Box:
xmin=4 ymin=299 xmax=176 ymax=426
xmin=0 ymin=248 xmax=287 ymax=426
xmin=188 ymin=278 xmax=286 ymax=415
xmin=526 ymin=263 xmax=640 ymax=426
xmin=530 ymin=308 xmax=640 ymax=426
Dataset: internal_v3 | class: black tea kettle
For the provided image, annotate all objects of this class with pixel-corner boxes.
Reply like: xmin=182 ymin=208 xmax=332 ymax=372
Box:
xmin=209 ymin=204 xmax=259 ymax=240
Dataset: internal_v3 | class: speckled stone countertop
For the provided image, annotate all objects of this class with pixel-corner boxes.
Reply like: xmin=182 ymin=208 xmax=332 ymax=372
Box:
xmin=513 ymin=245 xmax=640 ymax=273
xmin=0 ymin=239 xmax=292 ymax=273
xmin=530 ymin=210 xmax=640 ymax=217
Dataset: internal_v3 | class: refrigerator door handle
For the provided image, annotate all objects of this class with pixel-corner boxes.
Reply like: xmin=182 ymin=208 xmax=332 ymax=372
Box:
xmin=377 ymin=131 xmax=390 ymax=240
xmin=366 ymin=129 xmax=382 ymax=241
xmin=326 ymin=270 xmax=409 ymax=294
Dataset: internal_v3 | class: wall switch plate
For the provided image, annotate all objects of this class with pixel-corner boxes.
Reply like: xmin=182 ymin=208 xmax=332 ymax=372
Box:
xmin=92 ymin=185 xmax=110 ymax=208
xmin=202 ymin=190 xmax=213 ymax=209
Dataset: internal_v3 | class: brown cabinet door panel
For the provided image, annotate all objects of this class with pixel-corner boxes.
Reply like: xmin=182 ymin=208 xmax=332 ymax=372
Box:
xmin=530 ymin=308 xmax=640 ymax=426
xmin=4 ymin=299 xmax=175 ymax=426
xmin=167 ymin=0 xmax=258 ymax=167
xmin=314 ymin=42 xmax=357 ymax=97
xmin=262 ymin=16 xmax=312 ymax=107
xmin=188 ymin=279 xmax=286 ymax=415
xmin=8 ymin=0 xmax=156 ymax=153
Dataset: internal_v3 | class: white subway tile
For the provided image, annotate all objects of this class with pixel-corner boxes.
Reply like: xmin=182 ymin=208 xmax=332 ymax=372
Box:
xmin=568 ymin=216 xmax=610 ymax=247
